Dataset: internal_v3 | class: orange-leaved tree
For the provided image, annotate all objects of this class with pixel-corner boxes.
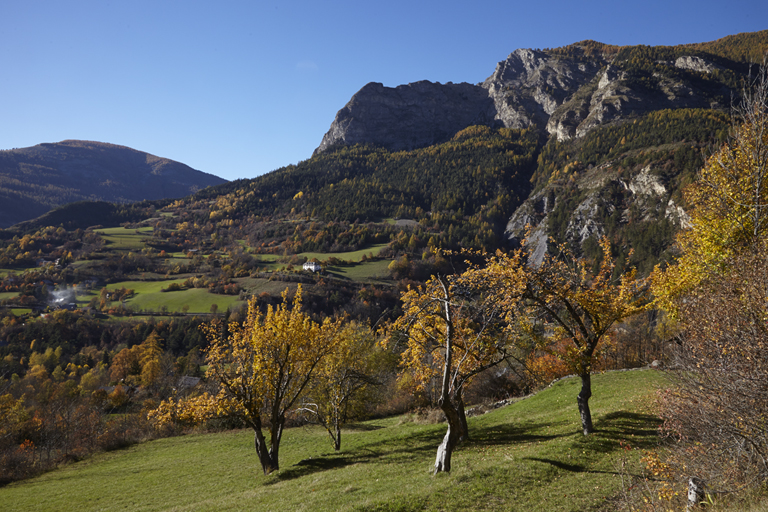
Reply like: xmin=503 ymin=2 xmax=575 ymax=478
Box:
xmin=480 ymin=237 xmax=647 ymax=435
xmin=203 ymin=285 xmax=343 ymax=475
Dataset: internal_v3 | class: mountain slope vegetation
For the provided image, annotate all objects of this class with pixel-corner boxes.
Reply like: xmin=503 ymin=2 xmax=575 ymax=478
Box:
xmin=0 ymin=30 xmax=766 ymax=510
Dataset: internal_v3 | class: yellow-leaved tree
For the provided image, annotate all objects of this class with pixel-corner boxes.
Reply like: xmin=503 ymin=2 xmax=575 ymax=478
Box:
xmin=202 ymin=285 xmax=342 ymax=475
xmin=385 ymin=265 xmax=523 ymax=474
xmin=298 ymin=321 xmax=383 ymax=451
xmin=652 ymin=63 xmax=768 ymax=316
xmin=647 ymin=64 xmax=768 ymax=501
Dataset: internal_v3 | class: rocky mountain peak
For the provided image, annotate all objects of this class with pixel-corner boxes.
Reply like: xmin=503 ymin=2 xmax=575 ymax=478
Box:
xmin=314 ymin=38 xmax=748 ymax=156
xmin=481 ymin=47 xmax=608 ymax=132
xmin=313 ymin=80 xmax=496 ymax=155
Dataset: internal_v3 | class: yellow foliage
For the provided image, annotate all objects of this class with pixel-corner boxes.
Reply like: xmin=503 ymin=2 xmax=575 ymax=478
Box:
xmin=203 ymin=285 xmax=342 ymax=428
xmin=481 ymin=237 xmax=647 ymax=375
xmin=652 ymin=68 xmax=768 ymax=318
xmin=148 ymin=393 xmax=220 ymax=429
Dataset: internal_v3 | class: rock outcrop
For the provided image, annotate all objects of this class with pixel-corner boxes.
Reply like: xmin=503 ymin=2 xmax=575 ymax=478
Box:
xmin=314 ymin=81 xmax=497 ymax=155
xmin=313 ymin=34 xmax=760 ymax=265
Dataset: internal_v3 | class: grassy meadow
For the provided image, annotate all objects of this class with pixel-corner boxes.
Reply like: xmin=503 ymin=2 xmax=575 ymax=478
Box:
xmin=325 ymin=259 xmax=391 ymax=281
xmin=0 ymin=370 xmax=665 ymax=512
xmin=94 ymin=227 xmax=154 ymax=251
xmin=299 ymin=243 xmax=389 ymax=263
xmin=108 ymin=279 xmax=244 ymax=314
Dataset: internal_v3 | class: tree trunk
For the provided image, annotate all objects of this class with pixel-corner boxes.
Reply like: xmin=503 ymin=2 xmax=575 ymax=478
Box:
xmin=687 ymin=477 xmax=706 ymax=510
xmin=577 ymin=372 xmax=594 ymax=435
xmin=268 ymin=416 xmax=284 ymax=470
xmin=253 ymin=427 xmax=278 ymax=474
xmin=433 ymin=275 xmax=466 ymax=474
xmin=434 ymin=398 xmax=463 ymax=474
xmin=334 ymin=419 xmax=341 ymax=451
xmin=456 ymin=387 xmax=469 ymax=442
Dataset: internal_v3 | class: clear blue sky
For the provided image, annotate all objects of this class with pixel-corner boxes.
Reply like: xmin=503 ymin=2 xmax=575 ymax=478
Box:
xmin=1 ymin=1 xmax=765 ymax=181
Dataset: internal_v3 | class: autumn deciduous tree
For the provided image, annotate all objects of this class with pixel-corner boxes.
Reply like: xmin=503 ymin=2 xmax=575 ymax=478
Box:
xmin=299 ymin=322 xmax=382 ymax=451
xmin=652 ymin=63 xmax=768 ymax=316
xmin=203 ymin=286 xmax=342 ymax=475
xmin=481 ymin=238 xmax=647 ymax=435
xmin=658 ymin=245 xmax=768 ymax=491
xmin=109 ymin=331 xmax=164 ymax=388
xmin=650 ymin=64 xmax=768 ymax=496
xmin=387 ymin=270 xmax=520 ymax=474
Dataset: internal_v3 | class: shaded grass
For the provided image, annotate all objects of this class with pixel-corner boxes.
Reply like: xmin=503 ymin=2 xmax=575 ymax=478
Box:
xmin=235 ymin=277 xmax=298 ymax=296
xmin=0 ymin=370 xmax=663 ymax=511
xmin=325 ymin=259 xmax=392 ymax=281
xmin=0 ymin=268 xmax=30 ymax=277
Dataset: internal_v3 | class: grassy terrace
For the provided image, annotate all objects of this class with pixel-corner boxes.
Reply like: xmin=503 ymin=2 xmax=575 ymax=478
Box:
xmin=94 ymin=226 xmax=154 ymax=251
xmin=299 ymin=243 xmax=389 ymax=263
xmin=0 ymin=370 xmax=665 ymax=512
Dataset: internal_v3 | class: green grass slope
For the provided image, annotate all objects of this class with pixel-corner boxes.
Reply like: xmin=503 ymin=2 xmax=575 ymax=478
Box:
xmin=0 ymin=370 xmax=664 ymax=512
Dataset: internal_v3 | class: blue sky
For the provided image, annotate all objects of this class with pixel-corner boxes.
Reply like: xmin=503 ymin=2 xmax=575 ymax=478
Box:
xmin=1 ymin=1 xmax=766 ymax=181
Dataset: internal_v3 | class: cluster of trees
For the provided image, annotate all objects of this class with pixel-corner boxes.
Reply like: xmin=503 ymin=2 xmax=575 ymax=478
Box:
xmin=148 ymin=287 xmax=388 ymax=473
xmin=152 ymin=126 xmax=538 ymax=257
xmin=534 ymin=108 xmax=729 ymax=191
xmin=146 ymin=233 xmax=649 ymax=478
xmin=386 ymin=238 xmax=646 ymax=473
xmin=686 ymin=30 xmax=768 ymax=64
xmin=533 ymin=108 xmax=732 ymax=275
xmin=0 ymin=317 xmax=208 ymax=483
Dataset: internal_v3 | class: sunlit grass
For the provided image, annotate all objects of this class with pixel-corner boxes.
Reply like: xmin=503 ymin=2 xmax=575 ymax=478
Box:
xmin=0 ymin=370 xmax=664 ymax=512
xmin=108 ymin=279 xmax=244 ymax=314
xmin=299 ymin=243 xmax=389 ymax=263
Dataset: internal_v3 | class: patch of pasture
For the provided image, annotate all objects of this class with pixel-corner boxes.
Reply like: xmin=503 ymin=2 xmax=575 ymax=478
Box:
xmin=93 ymin=226 xmax=153 ymax=251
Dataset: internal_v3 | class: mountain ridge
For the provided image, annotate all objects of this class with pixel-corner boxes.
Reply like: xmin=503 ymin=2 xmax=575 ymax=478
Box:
xmin=314 ymin=32 xmax=762 ymax=156
xmin=0 ymin=140 xmax=226 ymax=228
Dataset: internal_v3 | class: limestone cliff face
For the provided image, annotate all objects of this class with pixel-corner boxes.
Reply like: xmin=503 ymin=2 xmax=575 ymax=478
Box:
xmin=482 ymin=48 xmax=608 ymax=133
xmin=504 ymin=163 xmax=693 ymax=266
xmin=315 ymin=47 xmax=610 ymax=153
xmin=314 ymin=81 xmax=497 ymax=155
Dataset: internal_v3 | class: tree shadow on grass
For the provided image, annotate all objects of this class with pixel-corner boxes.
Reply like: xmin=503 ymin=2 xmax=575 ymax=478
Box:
xmin=268 ymin=453 xmax=371 ymax=483
xmin=270 ymin=411 xmax=661 ymax=483
xmin=268 ymin=427 xmax=443 ymax=483
xmin=344 ymin=422 xmax=385 ymax=432
xmin=581 ymin=411 xmax=662 ymax=453
xmin=469 ymin=419 xmax=574 ymax=447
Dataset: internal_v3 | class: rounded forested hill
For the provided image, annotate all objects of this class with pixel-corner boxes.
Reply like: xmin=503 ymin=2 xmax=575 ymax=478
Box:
xmin=0 ymin=140 xmax=226 ymax=228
